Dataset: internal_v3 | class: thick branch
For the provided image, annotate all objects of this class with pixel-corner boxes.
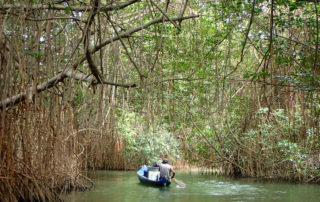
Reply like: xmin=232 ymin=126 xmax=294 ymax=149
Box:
xmin=84 ymin=0 xmax=103 ymax=83
xmin=65 ymin=69 xmax=136 ymax=87
xmin=1 ymin=0 xmax=140 ymax=12
xmin=0 ymin=68 xmax=136 ymax=109
xmin=93 ymin=15 xmax=199 ymax=53
xmin=0 ymin=14 xmax=199 ymax=109
xmin=25 ymin=16 xmax=82 ymax=21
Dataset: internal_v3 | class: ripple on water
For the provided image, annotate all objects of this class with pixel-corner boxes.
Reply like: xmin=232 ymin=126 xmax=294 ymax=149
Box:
xmin=196 ymin=180 xmax=263 ymax=196
xmin=175 ymin=185 xmax=186 ymax=189
xmin=64 ymin=171 xmax=320 ymax=202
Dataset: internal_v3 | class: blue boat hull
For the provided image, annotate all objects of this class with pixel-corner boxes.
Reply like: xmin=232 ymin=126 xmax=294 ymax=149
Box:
xmin=137 ymin=165 xmax=171 ymax=186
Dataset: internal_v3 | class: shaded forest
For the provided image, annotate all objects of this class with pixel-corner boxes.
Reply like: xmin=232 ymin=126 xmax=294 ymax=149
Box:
xmin=0 ymin=0 xmax=320 ymax=201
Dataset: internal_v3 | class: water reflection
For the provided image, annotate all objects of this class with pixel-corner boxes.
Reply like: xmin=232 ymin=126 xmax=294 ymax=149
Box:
xmin=137 ymin=182 xmax=171 ymax=192
xmin=64 ymin=171 xmax=320 ymax=202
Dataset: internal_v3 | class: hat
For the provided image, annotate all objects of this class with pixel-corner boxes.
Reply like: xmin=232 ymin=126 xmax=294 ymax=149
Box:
xmin=162 ymin=158 xmax=169 ymax=164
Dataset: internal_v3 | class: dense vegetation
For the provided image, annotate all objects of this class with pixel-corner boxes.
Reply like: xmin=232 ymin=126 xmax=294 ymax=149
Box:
xmin=0 ymin=0 xmax=319 ymax=201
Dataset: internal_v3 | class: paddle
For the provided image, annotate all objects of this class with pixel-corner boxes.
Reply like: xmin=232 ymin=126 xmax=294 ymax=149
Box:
xmin=172 ymin=178 xmax=186 ymax=187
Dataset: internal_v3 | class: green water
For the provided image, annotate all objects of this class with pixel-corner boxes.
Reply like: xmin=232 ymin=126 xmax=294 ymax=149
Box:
xmin=64 ymin=171 xmax=320 ymax=202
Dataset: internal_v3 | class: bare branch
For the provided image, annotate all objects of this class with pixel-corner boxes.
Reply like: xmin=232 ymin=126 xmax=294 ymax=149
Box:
xmin=313 ymin=1 xmax=319 ymax=73
xmin=254 ymin=19 xmax=318 ymax=50
xmin=0 ymin=14 xmax=199 ymax=109
xmin=106 ymin=13 xmax=145 ymax=79
xmin=92 ymin=15 xmax=199 ymax=53
xmin=0 ymin=68 xmax=136 ymax=109
xmin=150 ymin=0 xmax=181 ymax=31
xmin=1 ymin=0 xmax=140 ymax=12
xmin=64 ymin=69 xmax=136 ymax=88
xmin=84 ymin=0 xmax=103 ymax=83
xmin=179 ymin=0 xmax=188 ymax=27
xmin=266 ymin=0 xmax=274 ymax=67
xmin=224 ymin=0 xmax=255 ymax=79
xmin=25 ymin=16 xmax=83 ymax=21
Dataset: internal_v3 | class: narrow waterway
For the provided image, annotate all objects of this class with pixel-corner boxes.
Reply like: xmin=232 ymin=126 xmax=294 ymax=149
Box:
xmin=64 ymin=170 xmax=320 ymax=202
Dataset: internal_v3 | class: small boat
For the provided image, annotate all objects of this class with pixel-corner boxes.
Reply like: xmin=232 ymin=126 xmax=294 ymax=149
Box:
xmin=137 ymin=165 xmax=171 ymax=186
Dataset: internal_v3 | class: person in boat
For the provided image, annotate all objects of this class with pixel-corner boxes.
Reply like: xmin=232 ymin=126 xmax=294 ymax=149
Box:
xmin=159 ymin=158 xmax=175 ymax=180
xmin=152 ymin=162 xmax=159 ymax=167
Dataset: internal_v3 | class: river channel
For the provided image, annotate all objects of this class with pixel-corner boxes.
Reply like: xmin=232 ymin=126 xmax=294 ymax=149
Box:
xmin=64 ymin=170 xmax=320 ymax=202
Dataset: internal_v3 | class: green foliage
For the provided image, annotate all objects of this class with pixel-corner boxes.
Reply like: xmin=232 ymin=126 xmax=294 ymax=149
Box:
xmin=74 ymin=85 xmax=84 ymax=107
xmin=244 ymin=107 xmax=319 ymax=178
xmin=24 ymin=50 xmax=41 ymax=60
xmin=65 ymin=6 xmax=71 ymax=15
xmin=243 ymin=70 xmax=270 ymax=80
xmin=116 ymin=110 xmax=181 ymax=165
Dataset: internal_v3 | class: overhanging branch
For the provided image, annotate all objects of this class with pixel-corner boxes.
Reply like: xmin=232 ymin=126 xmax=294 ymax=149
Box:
xmin=65 ymin=69 xmax=136 ymax=87
xmin=1 ymin=0 xmax=140 ymax=12
xmin=93 ymin=15 xmax=199 ymax=53
xmin=150 ymin=0 xmax=181 ymax=31
xmin=0 ymin=14 xmax=199 ymax=109
xmin=84 ymin=0 xmax=103 ymax=83
xmin=0 ymin=68 xmax=136 ymax=109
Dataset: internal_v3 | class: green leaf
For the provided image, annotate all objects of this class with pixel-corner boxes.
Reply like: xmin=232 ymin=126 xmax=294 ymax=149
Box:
xmin=65 ymin=6 xmax=71 ymax=15
xmin=25 ymin=51 xmax=41 ymax=59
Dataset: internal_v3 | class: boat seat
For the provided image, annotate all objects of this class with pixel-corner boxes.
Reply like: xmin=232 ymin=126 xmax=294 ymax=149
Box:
xmin=148 ymin=171 xmax=160 ymax=181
